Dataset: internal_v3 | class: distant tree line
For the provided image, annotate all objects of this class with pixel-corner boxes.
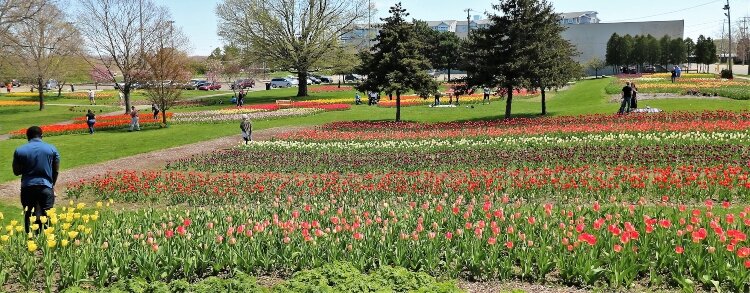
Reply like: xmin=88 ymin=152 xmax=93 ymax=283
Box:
xmin=605 ymin=33 xmax=718 ymax=74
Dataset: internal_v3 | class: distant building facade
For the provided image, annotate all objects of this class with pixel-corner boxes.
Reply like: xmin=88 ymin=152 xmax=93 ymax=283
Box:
xmin=559 ymin=11 xmax=600 ymax=25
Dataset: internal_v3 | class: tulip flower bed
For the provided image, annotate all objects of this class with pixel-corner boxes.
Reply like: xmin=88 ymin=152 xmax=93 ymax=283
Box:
xmin=0 ymin=100 xmax=36 ymax=106
xmin=605 ymin=75 xmax=750 ymax=100
xmin=278 ymin=111 xmax=750 ymax=141
xmin=9 ymin=113 xmax=168 ymax=138
xmin=12 ymin=193 xmax=750 ymax=291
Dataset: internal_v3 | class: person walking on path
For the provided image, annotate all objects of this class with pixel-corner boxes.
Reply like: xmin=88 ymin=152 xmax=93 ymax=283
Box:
xmin=12 ymin=126 xmax=60 ymax=234
xmin=129 ymin=106 xmax=140 ymax=131
xmin=618 ymin=81 xmax=633 ymax=114
xmin=88 ymin=89 xmax=96 ymax=105
xmin=483 ymin=86 xmax=491 ymax=104
xmin=85 ymin=110 xmax=96 ymax=134
xmin=240 ymin=114 xmax=252 ymax=144
xmin=151 ymin=103 xmax=160 ymax=120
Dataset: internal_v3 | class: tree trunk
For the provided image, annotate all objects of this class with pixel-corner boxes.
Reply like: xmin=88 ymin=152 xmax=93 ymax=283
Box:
xmin=162 ymin=111 xmax=167 ymax=125
xmin=297 ymin=70 xmax=308 ymax=97
xmin=541 ymin=87 xmax=546 ymax=115
xmin=95 ymin=82 xmax=98 ymax=90
xmin=447 ymin=69 xmax=451 ymax=82
xmin=504 ymin=85 xmax=513 ymax=119
xmin=396 ymin=89 xmax=401 ymax=122
xmin=57 ymin=86 xmax=62 ymax=97
xmin=37 ymin=78 xmax=44 ymax=111
xmin=124 ymin=83 xmax=132 ymax=114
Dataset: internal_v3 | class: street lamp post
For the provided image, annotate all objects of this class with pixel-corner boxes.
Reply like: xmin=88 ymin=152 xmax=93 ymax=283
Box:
xmin=723 ymin=0 xmax=732 ymax=75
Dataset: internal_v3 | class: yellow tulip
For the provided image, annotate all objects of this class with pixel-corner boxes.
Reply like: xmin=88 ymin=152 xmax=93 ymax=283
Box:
xmin=61 ymin=239 xmax=69 ymax=247
xmin=82 ymin=215 xmax=90 ymax=223
xmin=0 ymin=212 xmax=4 ymax=220
xmin=68 ymin=200 xmax=74 ymax=206
xmin=27 ymin=241 xmax=37 ymax=252
xmin=31 ymin=224 xmax=39 ymax=231
xmin=76 ymin=203 xmax=86 ymax=209
xmin=67 ymin=231 xmax=79 ymax=239
xmin=39 ymin=216 xmax=47 ymax=223
xmin=96 ymin=202 xmax=103 ymax=208
xmin=76 ymin=225 xmax=85 ymax=232
xmin=50 ymin=217 xmax=58 ymax=225
xmin=62 ymin=223 xmax=71 ymax=230
xmin=73 ymin=213 xmax=81 ymax=219
xmin=43 ymin=227 xmax=54 ymax=235
xmin=15 ymin=226 xmax=23 ymax=233
xmin=84 ymin=228 xmax=92 ymax=234
xmin=0 ymin=235 xmax=8 ymax=242
xmin=10 ymin=220 xmax=17 ymax=227
xmin=4 ymin=225 xmax=12 ymax=232
xmin=47 ymin=239 xmax=56 ymax=248
xmin=90 ymin=214 xmax=99 ymax=221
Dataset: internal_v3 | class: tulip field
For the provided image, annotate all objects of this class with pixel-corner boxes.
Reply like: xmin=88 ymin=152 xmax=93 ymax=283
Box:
xmin=605 ymin=73 xmax=750 ymax=100
xmin=4 ymin=109 xmax=731 ymax=291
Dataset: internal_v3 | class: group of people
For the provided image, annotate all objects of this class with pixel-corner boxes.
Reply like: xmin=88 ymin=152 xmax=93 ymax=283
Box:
xmin=670 ymin=65 xmax=682 ymax=83
xmin=231 ymin=89 xmax=247 ymax=107
xmin=618 ymin=81 xmax=639 ymax=114
xmin=83 ymin=104 xmax=158 ymax=134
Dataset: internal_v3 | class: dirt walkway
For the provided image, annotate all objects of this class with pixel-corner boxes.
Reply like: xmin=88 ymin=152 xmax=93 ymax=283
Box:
xmin=0 ymin=125 xmax=313 ymax=198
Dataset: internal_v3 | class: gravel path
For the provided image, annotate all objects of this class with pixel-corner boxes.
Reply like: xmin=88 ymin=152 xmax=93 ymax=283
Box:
xmin=0 ymin=125 xmax=313 ymax=198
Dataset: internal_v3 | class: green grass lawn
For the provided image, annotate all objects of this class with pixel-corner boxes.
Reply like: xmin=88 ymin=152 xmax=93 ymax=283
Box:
xmin=0 ymin=105 xmax=119 ymax=134
xmin=2 ymin=77 xmax=749 ymax=186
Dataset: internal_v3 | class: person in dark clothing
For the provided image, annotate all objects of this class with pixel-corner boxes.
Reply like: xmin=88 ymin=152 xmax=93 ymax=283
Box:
xmin=85 ymin=110 xmax=96 ymax=134
xmin=618 ymin=81 xmax=633 ymax=114
xmin=151 ymin=103 xmax=160 ymax=120
xmin=13 ymin=126 xmax=60 ymax=233
xmin=670 ymin=69 xmax=677 ymax=83
xmin=630 ymin=82 xmax=638 ymax=110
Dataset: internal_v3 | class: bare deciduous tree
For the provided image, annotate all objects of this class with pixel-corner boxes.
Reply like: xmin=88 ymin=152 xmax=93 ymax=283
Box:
xmin=76 ymin=0 xmax=169 ymax=114
xmin=144 ymin=21 xmax=191 ymax=125
xmin=6 ymin=2 xmax=81 ymax=110
xmin=216 ymin=0 xmax=369 ymax=97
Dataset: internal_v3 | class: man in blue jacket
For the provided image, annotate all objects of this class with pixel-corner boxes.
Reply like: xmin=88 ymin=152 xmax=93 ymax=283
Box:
xmin=12 ymin=126 xmax=60 ymax=233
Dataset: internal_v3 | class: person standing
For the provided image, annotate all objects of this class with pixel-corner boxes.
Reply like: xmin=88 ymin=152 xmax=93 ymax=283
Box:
xmin=118 ymin=91 xmax=124 ymax=106
xmin=355 ymin=92 xmax=362 ymax=105
xmin=85 ymin=110 xmax=96 ymax=134
xmin=240 ymin=114 xmax=252 ymax=144
xmin=670 ymin=68 xmax=677 ymax=83
xmin=238 ymin=89 xmax=246 ymax=107
xmin=618 ymin=81 xmax=633 ymax=114
xmin=630 ymin=82 xmax=638 ymax=110
xmin=12 ymin=126 xmax=60 ymax=233
xmin=433 ymin=91 xmax=442 ymax=106
xmin=483 ymin=86 xmax=491 ymax=104
xmin=151 ymin=103 xmax=160 ymax=120
xmin=129 ymin=106 xmax=140 ymax=131
xmin=88 ymin=89 xmax=96 ymax=105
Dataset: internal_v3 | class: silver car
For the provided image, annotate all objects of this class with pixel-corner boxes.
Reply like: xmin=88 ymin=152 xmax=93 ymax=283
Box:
xmin=269 ymin=78 xmax=292 ymax=88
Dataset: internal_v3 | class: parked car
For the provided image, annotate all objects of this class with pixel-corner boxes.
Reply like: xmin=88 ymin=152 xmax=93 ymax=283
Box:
xmin=308 ymin=76 xmax=321 ymax=84
xmin=43 ymin=79 xmax=58 ymax=90
xmin=644 ymin=66 xmax=656 ymax=73
xmin=231 ymin=79 xmax=255 ymax=90
xmin=182 ymin=82 xmax=197 ymax=90
xmin=10 ymin=79 xmax=20 ymax=87
xmin=313 ymin=75 xmax=334 ymax=83
xmin=269 ymin=78 xmax=292 ymax=88
xmin=344 ymin=74 xmax=362 ymax=82
xmin=198 ymin=82 xmax=221 ymax=91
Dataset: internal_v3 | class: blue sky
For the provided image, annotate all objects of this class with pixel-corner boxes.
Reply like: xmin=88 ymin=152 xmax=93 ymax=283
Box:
xmin=161 ymin=0 xmax=750 ymax=56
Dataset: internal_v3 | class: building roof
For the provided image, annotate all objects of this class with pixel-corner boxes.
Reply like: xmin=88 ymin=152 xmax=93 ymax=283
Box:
xmin=559 ymin=11 xmax=597 ymax=19
xmin=426 ymin=20 xmax=456 ymax=27
xmin=456 ymin=19 xmax=491 ymax=26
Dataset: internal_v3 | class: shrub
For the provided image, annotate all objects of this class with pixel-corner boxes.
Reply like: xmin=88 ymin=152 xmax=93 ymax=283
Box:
xmin=720 ymin=69 xmax=733 ymax=79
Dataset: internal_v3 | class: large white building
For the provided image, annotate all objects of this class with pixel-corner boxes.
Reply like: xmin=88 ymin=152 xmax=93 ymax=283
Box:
xmin=340 ymin=12 xmax=685 ymax=68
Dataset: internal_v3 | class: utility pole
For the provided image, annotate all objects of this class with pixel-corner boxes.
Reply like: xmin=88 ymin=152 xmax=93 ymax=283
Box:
xmin=720 ymin=20 xmax=726 ymax=68
xmin=368 ymin=0 xmax=371 ymax=48
xmin=741 ymin=16 xmax=750 ymax=74
xmin=464 ymin=8 xmax=472 ymax=36
xmin=723 ymin=0 xmax=732 ymax=75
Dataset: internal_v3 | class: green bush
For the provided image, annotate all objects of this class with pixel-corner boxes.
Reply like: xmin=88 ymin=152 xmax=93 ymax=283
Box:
xmin=720 ymin=69 xmax=733 ymax=79
xmin=62 ymin=262 xmax=462 ymax=293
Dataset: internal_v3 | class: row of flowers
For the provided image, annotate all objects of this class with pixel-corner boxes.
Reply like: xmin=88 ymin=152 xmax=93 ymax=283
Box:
xmin=0 ymin=100 xmax=36 ymax=106
xmin=278 ymin=119 xmax=750 ymax=141
xmin=254 ymin=131 xmax=750 ymax=151
xmin=10 ymin=113 xmax=168 ymax=138
xmin=171 ymin=108 xmax=322 ymax=123
xmin=68 ymin=165 xmax=750 ymax=205
xmin=166 ymin=143 xmax=750 ymax=173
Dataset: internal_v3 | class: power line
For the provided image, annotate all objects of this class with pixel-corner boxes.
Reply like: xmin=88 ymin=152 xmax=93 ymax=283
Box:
xmin=609 ymin=0 xmax=721 ymax=22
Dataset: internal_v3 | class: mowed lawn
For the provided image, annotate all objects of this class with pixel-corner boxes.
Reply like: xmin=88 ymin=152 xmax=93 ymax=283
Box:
xmin=1 ymin=77 xmax=749 ymax=187
xmin=0 ymin=105 xmax=119 ymax=134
